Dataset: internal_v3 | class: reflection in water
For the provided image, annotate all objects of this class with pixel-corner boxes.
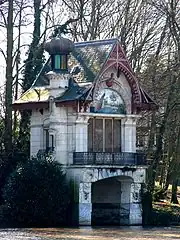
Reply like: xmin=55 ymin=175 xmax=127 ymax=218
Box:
xmin=0 ymin=227 xmax=180 ymax=240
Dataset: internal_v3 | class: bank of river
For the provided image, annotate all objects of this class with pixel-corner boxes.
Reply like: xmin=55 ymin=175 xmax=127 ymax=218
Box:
xmin=0 ymin=226 xmax=179 ymax=240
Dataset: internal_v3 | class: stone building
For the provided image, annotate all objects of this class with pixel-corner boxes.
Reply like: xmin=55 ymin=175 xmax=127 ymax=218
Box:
xmin=13 ymin=37 xmax=156 ymax=226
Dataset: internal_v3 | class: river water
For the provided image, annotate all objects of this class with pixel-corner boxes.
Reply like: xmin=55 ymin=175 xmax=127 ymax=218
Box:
xmin=0 ymin=227 xmax=179 ymax=240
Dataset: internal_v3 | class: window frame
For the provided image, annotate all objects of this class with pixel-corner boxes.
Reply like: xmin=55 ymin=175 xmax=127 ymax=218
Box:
xmin=88 ymin=117 xmax=121 ymax=153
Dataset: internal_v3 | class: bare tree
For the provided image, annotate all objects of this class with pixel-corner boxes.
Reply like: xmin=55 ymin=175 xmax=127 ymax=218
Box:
xmin=0 ymin=0 xmax=33 ymax=152
xmin=4 ymin=0 xmax=13 ymax=153
xmin=146 ymin=0 xmax=180 ymax=193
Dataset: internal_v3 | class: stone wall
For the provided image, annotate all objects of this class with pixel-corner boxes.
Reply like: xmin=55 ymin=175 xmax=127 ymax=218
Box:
xmin=66 ymin=166 xmax=146 ymax=226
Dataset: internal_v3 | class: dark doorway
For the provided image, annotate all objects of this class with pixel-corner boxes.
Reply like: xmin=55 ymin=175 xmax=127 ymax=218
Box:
xmin=91 ymin=177 xmax=121 ymax=225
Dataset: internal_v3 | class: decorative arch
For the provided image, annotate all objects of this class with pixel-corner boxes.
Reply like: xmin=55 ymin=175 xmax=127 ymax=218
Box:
xmin=98 ymin=43 xmax=142 ymax=113
xmin=99 ymin=61 xmax=141 ymax=113
xmin=82 ymin=168 xmax=135 ymax=183
xmin=92 ymin=66 xmax=132 ymax=114
xmin=101 ymin=78 xmax=131 ymax=114
xmin=116 ymin=62 xmax=141 ymax=104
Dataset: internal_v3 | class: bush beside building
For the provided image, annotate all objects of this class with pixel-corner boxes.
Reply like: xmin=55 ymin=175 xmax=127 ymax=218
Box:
xmin=0 ymin=155 xmax=73 ymax=227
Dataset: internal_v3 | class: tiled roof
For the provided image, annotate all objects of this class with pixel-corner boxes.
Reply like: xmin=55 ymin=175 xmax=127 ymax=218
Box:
xmin=33 ymin=38 xmax=116 ymax=87
xmin=14 ymin=38 xmax=116 ymax=105
xmin=70 ymin=39 xmax=116 ymax=83
xmin=14 ymin=87 xmax=49 ymax=104
xmin=55 ymin=78 xmax=92 ymax=102
xmin=13 ymin=38 xmax=157 ymax=111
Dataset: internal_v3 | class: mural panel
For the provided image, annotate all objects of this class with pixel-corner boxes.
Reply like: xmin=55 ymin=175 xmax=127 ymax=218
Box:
xmin=91 ymin=88 xmax=126 ymax=114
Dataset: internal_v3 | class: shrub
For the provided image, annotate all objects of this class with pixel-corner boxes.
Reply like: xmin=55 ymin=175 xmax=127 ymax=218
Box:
xmin=151 ymin=208 xmax=171 ymax=226
xmin=153 ymin=185 xmax=165 ymax=202
xmin=0 ymin=151 xmax=27 ymax=205
xmin=151 ymin=203 xmax=180 ymax=226
xmin=0 ymin=156 xmax=71 ymax=227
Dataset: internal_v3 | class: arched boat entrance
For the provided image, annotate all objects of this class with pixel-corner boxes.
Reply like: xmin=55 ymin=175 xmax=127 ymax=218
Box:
xmin=91 ymin=176 xmax=133 ymax=225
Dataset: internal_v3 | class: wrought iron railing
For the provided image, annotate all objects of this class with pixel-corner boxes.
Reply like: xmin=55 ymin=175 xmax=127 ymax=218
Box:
xmin=73 ymin=152 xmax=146 ymax=165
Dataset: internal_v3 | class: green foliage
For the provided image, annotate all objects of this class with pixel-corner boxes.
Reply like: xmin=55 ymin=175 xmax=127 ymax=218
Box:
xmin=0 ymin=152 xmax=27 ymax=205
xmin=151 ymin=203 xmax=180 ymax=226
xmin=141 ymin=184 xmax=180 ymax=226
xmin=153 ymin=185 xmax=166 ymax=202
xmin=19 ymin=0 xmax=45 ymax=154
xmin=0 ymin=156 xmax=71 ymax=227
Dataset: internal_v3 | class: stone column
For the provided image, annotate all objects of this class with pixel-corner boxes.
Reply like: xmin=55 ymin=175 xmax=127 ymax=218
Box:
xmin=129 ymin=182 xmax=142 ymax=225
xmin=75 ymin=116 xmax=89 ymax=152
xmin=120 ymin=180 xmax=131 ymax=225
xmin=121 ymin=117 xmax=137 ymax=153
xmin=79 ymin=182 xmax=92 ymax=225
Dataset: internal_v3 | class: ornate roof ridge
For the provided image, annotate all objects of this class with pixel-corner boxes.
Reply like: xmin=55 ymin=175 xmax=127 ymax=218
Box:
xmin=74 ymin=38 xmax=118 ymax=47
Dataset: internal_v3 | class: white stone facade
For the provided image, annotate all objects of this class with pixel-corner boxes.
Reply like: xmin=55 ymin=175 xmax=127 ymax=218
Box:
xmin=29 ymin=62 xmax=146 ymax=226
xmin=30 ymin=69 xmax=139 ymax=163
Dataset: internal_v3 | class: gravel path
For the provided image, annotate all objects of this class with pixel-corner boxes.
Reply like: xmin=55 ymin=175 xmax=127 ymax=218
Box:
xmin=0 ymin=227 xmax=179 ymax=240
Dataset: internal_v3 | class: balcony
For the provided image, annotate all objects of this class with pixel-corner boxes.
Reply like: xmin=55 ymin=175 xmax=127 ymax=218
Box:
xmin=73 ymin=152 xmax=147 ymax=165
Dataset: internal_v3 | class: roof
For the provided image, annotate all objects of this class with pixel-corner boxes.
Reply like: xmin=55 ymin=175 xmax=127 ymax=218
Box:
xmin=55 ymin=78 xmax=91 ymax=102
xmin=13 ymin=38 xmax=157 ymax=111
xmin=14 ymin=38 xmax=117 ymax=106
xmin=33 ymin=38 xmax=116 ymax=87
xmin=14 ymin=87 xmax=49 ymax=104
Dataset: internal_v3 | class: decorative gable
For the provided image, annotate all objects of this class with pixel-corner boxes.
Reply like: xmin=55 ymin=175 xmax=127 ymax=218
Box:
xmin=103 ymin=42 xmax=141 ymax=111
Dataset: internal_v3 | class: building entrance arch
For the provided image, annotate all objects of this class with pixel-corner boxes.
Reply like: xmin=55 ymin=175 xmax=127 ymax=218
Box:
xmin=91 ymin=176 xmax=133 ymax=225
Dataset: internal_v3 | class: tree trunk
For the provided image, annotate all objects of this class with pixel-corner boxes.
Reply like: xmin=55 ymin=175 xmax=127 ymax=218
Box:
xmin=13 ymin=0 xmax=23 ymax=145
xmin=147 ymin=112 xmax=156 ymax=159
xmin=171 ymin=178 xmax=179 ymax=204
xmin=18 ymin=0 xmax=42 ymax=153
xmin=141 ymin=184 xmax=153 ymax=226
xmin=4 ymin=0 xmax=13 ymax=153
xmin=148 ymin=44 xmax=178 ymax=192
xmin=171 ymin=116 xmax=180 ymax=204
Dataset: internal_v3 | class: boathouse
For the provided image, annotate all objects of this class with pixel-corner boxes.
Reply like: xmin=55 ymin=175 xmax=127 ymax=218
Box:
xmin=13 ymin=37 xmax=156 ymax=225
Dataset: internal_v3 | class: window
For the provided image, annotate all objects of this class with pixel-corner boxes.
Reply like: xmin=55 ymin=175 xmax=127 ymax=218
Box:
xmin=54 ymin=55 xmax=61 ymax=69
xmin=60 ymin=55 xmax=67 ymax=70
xmin=45 ymin=129 xmax=49 ymax=150
xmin=94 ymin=119 xmax=103 ymax=152
xmin=51 ymin=54 xmax=68 ymax=71
xmin=105 ymin=119 xmax=112 ymax=152
xmin=44 ymin=129 xmax=55 ymax=152
xmin=88 ymin=118 xmax=121 ymax=152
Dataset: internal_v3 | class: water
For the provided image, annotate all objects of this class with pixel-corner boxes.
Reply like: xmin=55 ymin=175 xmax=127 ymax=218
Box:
xmin=0 ymin=226 xmax=179 ymax=240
